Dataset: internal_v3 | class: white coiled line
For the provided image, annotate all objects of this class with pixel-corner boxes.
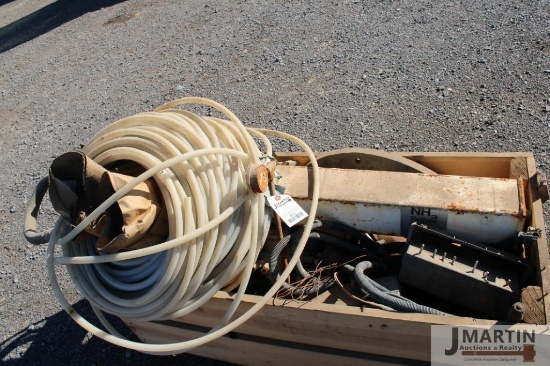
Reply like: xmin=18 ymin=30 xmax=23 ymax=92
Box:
xmin=46 ymin=97 xmax=320 ymax=355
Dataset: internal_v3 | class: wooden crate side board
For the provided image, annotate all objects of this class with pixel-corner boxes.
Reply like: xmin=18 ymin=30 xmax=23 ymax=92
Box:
xmin=128 ymin=320 xmax=425 ymax=366
xmin=525 ymin=155 xmax=550 ymax=324
xmin=403 ymin=153 xmax=532 ymax=178
xmin=154 ymin=293 xmax=498 ymax=362
xmin=273 ymin=151 xmax=534 ymax=178
xmin=273 ymin=151 xmax=312 ymax=166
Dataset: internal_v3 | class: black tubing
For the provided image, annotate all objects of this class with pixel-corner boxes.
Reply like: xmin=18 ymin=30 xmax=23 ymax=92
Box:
xmin=24 ymin=177 xmax=51 ymax=244
xmin=292 ymin=232 xmax=320 ymax=279
xmin=352 ymin=261 xmax=447 ymax=316
xmin=309 ymin=232 xmax=366 ymax=255
xmin=267 ymin=221 xmax=335 ymax=298
xmin=268 ymin=221 xmax=323 ymax=277
xmin=287 ymin=231 xmax=363 ymax=279
xmin=315 ymin=220 xmax=395 ymax=268
xmin=266 ymin=220 xmax=403 ymax=299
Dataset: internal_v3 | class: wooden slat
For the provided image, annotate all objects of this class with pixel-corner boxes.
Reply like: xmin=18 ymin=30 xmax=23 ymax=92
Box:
xmin=524 ymin=154 xmax=550 ymax=324
xmin=522 ymin=286 xmax=545 ymax=325
xmin=273 ymin=151 xmax=314 ymax=166
xmin=274 ymin=151 xmax=535 ymax=178
xmin=143 ymin=292 xmax=497 ymax=362
xmin=129 ymin=320 xmax=424 ymax=366
xmin=403 ymin=153 xmax=531 ymax=178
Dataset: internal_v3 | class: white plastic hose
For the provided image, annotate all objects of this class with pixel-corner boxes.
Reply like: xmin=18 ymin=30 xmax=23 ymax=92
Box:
xmin=46 ymin=97 xmax=320 ymax=355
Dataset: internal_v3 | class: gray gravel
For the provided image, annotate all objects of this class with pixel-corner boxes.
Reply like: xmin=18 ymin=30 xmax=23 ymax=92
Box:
xmin=1 ymin=0 xmax=549 ymax=365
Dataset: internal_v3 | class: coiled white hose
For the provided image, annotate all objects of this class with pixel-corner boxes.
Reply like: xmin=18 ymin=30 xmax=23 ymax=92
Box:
xmin=46 ymin=97 xmax=320 ymax=355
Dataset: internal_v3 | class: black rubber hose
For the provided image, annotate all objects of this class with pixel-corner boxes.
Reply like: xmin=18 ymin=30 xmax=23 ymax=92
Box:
xmin=268 ymin=221 xmax=322 ymax=278
xmin=292 ymin=232 xmax=321 ymax=279
xmin=266 ymin=220 xmax=401 ymax=298
xmin=267 ymin=221 xmax=334 ymax=298
xmin=351 ymin=261 xmax=447 ymax=316
xmin=315 ymin=220 xmax=395 ymax=268
xmin=309 ymin=232 xmax=366 ymax=255
xmin=284 ymin=231 xmax=364 ymax=280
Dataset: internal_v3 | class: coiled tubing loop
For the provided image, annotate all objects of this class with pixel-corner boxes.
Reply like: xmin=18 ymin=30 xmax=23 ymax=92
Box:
xmin=45 ymin=97 xmax=320 ymax=354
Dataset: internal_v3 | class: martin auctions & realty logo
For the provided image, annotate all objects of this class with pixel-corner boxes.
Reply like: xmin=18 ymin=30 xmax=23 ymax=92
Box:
xmin=431 ymin=325 xmax=550 ymax=365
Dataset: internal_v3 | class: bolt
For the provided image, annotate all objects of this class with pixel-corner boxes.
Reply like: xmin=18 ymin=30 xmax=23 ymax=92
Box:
xmin=452 ymin=256 xmax=456 ymax=265
xmin=433 ymin=249 xmax=437 ymax=258
xmin=265 ymin=161 xmax=277 ymax=181
xmin=472 ymin=260 xmax=479 ymax=272
xmin=442 ymin=252 xmax=447 ymax=262
xmin=418 ymin=244 xmax=425 ymax=255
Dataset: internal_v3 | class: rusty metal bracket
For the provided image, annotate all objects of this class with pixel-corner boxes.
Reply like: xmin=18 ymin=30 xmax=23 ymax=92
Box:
xmin=518 ymin=227 xmax=543 ymax=247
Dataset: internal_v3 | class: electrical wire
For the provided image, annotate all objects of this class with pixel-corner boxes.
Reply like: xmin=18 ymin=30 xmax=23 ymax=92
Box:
xmin=42 ymin=97 xmax=320 ymax=355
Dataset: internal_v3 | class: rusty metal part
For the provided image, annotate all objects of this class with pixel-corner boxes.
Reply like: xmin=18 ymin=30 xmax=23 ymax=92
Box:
xmin=312 ymin=148 xmax=436 ymax=174
xmin=269 ymin=180 xmax=285 ymax=239
xmin=518 ymin=227 xmax=542 ymax=247
xmin=268 ymin=177 xmax=289 ymax=282
xmin=247 ymin=163 xmax=270 ymax=193
xmin=277 ymin=165 xmax=527 ymax=243
xmin=266 ymin=160 xmax=277 ymax=181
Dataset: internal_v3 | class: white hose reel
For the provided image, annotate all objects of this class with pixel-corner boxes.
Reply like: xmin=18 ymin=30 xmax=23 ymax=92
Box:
xmin=26 ymin=97 xmax=320 ymax=355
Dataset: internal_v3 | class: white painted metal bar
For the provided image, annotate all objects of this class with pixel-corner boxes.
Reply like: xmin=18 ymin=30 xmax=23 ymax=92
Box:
xmin=277 ymin=165 xmax=526 ymax=243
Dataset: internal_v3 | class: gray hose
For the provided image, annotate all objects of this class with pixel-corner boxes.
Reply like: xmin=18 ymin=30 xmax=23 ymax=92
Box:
xmin=351 ymin=261 xmax=447 ymax=316
xmin=268 ymin=220 xmax=323 ymax=275
xmin=24 ymin=177 xmax=51 ymax=244
xmin=267 ymin=221 xmax=334 ymax=298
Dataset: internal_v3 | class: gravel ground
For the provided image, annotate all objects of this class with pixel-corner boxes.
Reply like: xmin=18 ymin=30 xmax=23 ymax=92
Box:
xmin=0 ymin=0 xmax=549 ymax=365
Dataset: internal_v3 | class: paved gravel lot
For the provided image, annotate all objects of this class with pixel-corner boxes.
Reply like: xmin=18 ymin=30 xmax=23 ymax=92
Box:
xmin=1 ymin=0 xmax=549 ymax=365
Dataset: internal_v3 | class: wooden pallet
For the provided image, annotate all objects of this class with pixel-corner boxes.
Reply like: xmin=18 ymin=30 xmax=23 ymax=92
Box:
xmin=126 ymin=151 xmax=549 ymax=365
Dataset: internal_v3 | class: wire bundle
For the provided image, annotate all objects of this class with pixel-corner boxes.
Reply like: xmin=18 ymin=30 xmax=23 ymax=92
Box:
xmin=45 ymin=97 xmax=320 ymax=354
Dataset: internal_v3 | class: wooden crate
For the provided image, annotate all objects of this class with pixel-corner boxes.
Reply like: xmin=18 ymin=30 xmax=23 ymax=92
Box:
xmin=126 ymin=151 xmax=549 ymax=365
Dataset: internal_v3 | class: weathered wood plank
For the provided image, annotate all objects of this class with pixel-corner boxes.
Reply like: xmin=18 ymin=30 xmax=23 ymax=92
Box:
xmin=129 ymin=320 xmax=423 ymax=365
xmin=522 ymin=286 xmax=545 ymax=325
xmin=149 ymin=292 xmax=496 ymax=362
xmin=273 ymin=151 xmax=535 ymax=179
xmin=524 ymin=154 xmax=550 ymax=324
